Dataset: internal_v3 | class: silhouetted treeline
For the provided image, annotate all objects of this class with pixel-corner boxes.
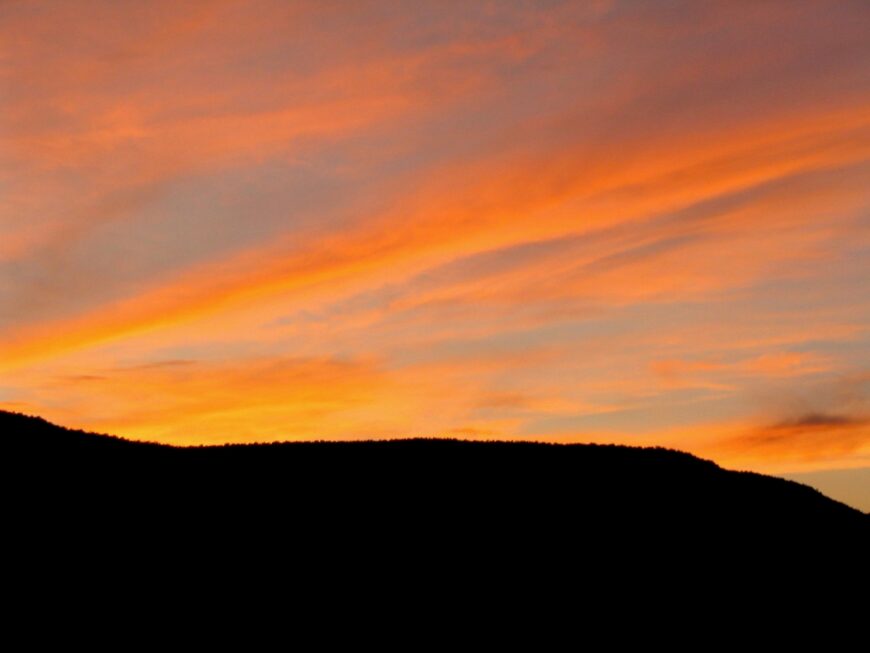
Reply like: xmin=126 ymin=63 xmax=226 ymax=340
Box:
xmin=4 ymin=409 xmax=865 ymax=539
xmin=7 ymin=408 xmax=864 ymax=619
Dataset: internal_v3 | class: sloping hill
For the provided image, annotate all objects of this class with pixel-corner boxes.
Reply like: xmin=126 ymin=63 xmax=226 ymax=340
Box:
xmin=3 ymin=409 xmax=865 ymax=540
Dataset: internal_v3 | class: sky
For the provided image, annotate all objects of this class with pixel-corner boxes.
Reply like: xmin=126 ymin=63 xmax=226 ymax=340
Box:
xmin=1 ymin=1 xmax=869 ymax=507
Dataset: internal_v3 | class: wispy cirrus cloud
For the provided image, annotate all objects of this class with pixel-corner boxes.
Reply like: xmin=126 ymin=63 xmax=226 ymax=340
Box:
xmin=718 ymin=413 xmax=870 ymax=468
xmin=0 ymin=1 xmax=869 ymax=492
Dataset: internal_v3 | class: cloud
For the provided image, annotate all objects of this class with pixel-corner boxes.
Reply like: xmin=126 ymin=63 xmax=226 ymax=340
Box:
xmin=2 ymin=109 xmax=868 ymax=372
xmin=17 ymin=355 xmax=390 ymax=444
xmin=707 ymin=372 xmax=870 ymax=469
xmin=1 ymin=0 xmax=869 ymax=489
xmin=721 ymin=413 xmax=870 ymax=462
xmin=649 ymin=352 xmax=833 ymax=390
xmin=773 ymin=413 xmax=862 ymax=429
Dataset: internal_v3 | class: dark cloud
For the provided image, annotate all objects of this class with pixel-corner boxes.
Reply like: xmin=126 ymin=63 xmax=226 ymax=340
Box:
xmin=770 ymin=413 xmax=864 ymax=430
xmin=723 ymin=411 xmax=869 ymax=460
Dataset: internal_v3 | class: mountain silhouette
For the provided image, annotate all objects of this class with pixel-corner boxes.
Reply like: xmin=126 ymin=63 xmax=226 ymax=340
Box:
xmin=4 ymin=409 xmax=866 ymax=541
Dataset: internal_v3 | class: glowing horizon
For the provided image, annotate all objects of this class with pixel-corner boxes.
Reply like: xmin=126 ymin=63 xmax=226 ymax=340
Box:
xmin=2 ymin=2 xmax=869 ymax=500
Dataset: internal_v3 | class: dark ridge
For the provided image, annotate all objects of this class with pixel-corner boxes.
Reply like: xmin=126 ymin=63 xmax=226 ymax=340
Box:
xmin=3 ymin=409 xmax=867 ymax=549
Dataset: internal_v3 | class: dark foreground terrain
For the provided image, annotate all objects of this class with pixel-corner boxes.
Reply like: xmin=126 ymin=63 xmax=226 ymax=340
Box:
xmin=5 ymin=408 xmax=865 ymax=625
xmin=3 ymin=410 xmax=865 ymax=539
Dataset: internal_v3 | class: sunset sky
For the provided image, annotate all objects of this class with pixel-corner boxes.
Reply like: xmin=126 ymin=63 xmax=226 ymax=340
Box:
xmin=2 ymin=1 xmax=869 ymax=506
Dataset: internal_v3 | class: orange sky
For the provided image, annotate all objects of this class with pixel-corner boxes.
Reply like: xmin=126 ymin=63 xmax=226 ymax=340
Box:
xmin=2 ymin=1 xmax=869 ymax=506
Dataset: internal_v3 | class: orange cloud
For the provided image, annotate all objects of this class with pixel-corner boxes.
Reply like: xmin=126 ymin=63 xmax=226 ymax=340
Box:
xmin=2 ymin=100 xmax=868 ymax=371
xmin=650 ymin=352 xmax=832 ymax=388
xmin=1 ymin=0 xmax=869 ymax=496
xmin=10 ymin=355 xmax=390 ymax=444
xmin=714 ymin=414 xmax=870 ymax=470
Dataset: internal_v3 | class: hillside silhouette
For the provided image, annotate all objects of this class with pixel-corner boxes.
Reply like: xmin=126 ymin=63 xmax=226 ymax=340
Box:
xmin=4 ymin=409 xmax=866 ymax=543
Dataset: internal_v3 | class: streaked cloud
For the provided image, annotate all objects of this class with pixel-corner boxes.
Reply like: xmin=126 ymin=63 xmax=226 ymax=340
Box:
xmin=1 ymin=1 xmax=869 ymax=491
xmin=718 ymin=413 xmax=870 ymax=467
